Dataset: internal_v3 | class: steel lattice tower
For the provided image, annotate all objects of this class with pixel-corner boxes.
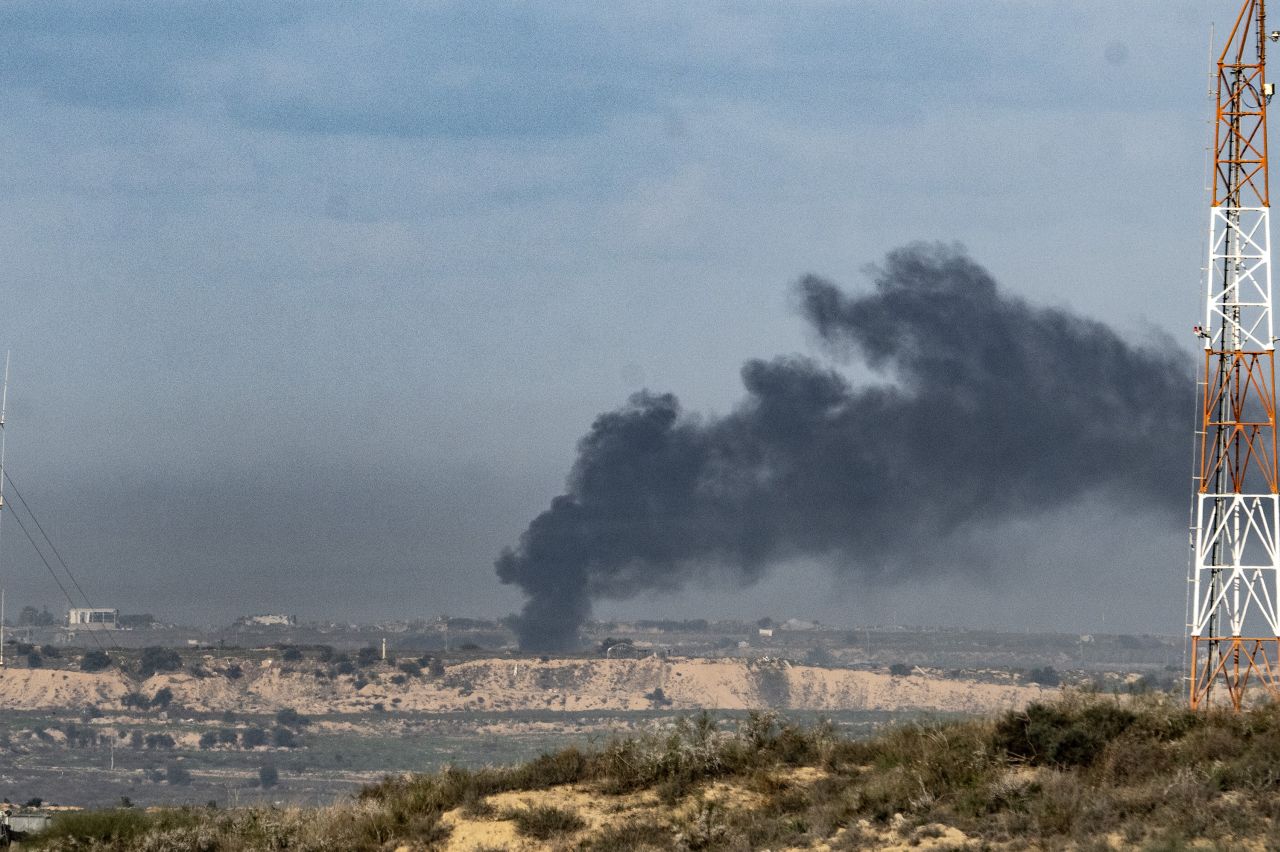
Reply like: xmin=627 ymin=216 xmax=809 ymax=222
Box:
xmin=1190 ymin=0 xmax=1280 ymax=710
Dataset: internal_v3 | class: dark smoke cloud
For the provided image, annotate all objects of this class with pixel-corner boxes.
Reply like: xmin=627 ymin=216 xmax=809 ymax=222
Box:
xmin=496 ymin=244 xmax=1191 ymax=650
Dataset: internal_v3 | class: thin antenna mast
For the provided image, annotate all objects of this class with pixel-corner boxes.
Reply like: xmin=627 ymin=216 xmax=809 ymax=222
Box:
xmin=0 ymin=352 xmax=10 ymax=668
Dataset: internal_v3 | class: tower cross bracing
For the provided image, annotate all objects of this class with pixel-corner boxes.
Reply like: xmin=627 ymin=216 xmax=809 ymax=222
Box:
xmin=1189 ymin=0 xmax=1280 ymax=710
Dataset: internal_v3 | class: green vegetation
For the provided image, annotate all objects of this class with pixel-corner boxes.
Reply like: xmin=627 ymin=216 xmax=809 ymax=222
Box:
xmin=29 ymin=692 xmax=1280 ymax=850
xmin=258 ymin=764 xmax=279 ymax=788
xmin=505 ymin=804 xmax=586 ymax=839
xmin=78 ymin=649 xmax=111 ymax=672
xmin=33 ymin=809 xmax=204 ymax=847
xmin=138 ymin=647 xmax=182 ymax=678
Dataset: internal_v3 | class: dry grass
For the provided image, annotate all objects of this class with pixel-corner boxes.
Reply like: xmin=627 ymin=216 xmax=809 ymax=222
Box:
xmin=31 ymin=692 xmax=1280 ymax=850
xmin=503 ymin=803 xmax=586 ymax=839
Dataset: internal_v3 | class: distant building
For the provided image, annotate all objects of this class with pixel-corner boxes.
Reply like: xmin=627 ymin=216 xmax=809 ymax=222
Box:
xmin=67 ymin=608 xmax=118 ymax=629
xmin=237 ymin=614 xmax=297 ymax=627
xmin=757 ymin=628 xmax=774 ymax=638
xmin=3 ymin=810 xmax=52 ymax=838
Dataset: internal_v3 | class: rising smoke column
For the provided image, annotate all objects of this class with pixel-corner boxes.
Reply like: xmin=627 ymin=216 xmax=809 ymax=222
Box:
xmin=496 ymin=243 xmax=1191 ymax=650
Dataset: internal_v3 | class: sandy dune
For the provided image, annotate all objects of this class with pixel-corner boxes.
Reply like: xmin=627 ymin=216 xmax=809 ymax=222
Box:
xmin=0 ymin=657 xmax=1047 ymax=715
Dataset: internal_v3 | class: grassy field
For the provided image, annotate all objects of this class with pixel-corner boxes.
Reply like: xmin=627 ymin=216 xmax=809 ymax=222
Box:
xmin=0 ymin=707 xmax=930 ymax=810
xmin=18 ymin=691 xmax=1280 ymax=850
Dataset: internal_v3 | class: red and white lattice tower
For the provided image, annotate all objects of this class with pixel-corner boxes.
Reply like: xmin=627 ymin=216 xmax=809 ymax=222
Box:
xmin=1189 ymin=0 xmax=1280 ymax=710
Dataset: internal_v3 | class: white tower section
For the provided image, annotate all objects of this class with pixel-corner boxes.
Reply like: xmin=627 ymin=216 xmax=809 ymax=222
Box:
xmin=1191 ymin=206 xmax=1278 ymax=635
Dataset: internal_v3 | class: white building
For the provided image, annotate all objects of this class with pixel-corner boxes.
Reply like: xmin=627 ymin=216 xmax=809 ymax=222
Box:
xmin=238 ymin=614 xmax=296 ymax=627
xmin=67 ymin=608 xmax=118 ymax=629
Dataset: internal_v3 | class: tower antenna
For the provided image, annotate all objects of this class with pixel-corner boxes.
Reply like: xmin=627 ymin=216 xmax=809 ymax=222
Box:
xmin=0 ymin=351 xmax=10 ymax=668
xmin=1189 ymin=0 xmax=1280 ymax=709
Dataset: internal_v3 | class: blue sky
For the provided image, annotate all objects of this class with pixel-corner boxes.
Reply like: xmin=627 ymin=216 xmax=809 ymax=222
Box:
xmin=0 ymin=1 xmax=1216 ymax=630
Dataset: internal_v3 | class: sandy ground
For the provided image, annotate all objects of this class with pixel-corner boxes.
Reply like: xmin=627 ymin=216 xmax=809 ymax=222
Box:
xmin=0 ymin=657 xmax=1048 ymax=715
xmin=435 ymin=769 xmax=987 ymax=852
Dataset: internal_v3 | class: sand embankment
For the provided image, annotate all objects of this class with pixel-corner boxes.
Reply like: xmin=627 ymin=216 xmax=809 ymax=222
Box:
xmin=0 ymin=657 xmax=1047 ymax=715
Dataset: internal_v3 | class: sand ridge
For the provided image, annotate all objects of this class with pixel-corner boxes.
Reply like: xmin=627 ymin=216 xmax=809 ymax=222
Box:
xmin=0 ymin=656 xmax=1047 ymax=715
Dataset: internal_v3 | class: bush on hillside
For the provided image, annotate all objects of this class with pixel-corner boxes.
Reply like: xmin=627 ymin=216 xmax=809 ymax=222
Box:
xmin=275 ymin=707 xmax=309 ymax=728
xmin=139 ymin=647 xmax=181 ymax=677
xmin=80 ymin=649 xmax=111 ymax=672
xmin=258 ymin=765 xmax=279 ymax=788
xmin=1027 ymin=666 xmax=1062 ymax=687
xmin=993 ymin=700 xmax=1137 ymax=768
xmin=241 ymin=728 xmax=268 ymax=748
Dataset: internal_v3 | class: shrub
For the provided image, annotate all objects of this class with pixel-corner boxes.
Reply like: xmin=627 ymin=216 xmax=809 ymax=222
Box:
xmin=754 ymin=663 xmax=790 ymax=707
xmin=26 ymin=652 xmax=42 ymax=668
xmin=34 ymin=810 xmax=195 ymax=847
xmin=507 ymin=805 xmax=586 ymax=840
xmin=993 ymin=699 xmax=1136 ymax=768
xmin=1028 ymin=666 xmax=1062 ymax=687
xmin=144 ymin=733 xmax=175 ymax=750
xmin=121 ymin=692 xmax=150 ymax=710
xmin=224 ymin=663 xmax=243 ymax=680
xmin=357 ymin=646 xmax=380 ymax=666
xmin=259 ymin=764 xmax=279 ymax=788
xmin=17 ymin=606 xmax=54 ymax=627
xmin=805 ymin=646 xmax=834 ymax=667
xmin=138 ymin=646 xmax=182 ymax=677
xmin=40 ymin=644 xmax=61 ymax=658
xmin=281 ymin=646 xmax=303 ymax=662
xmin=275 ymin=707 xmax=309 ymax=727
xmin=150 ymin=687 xmax=173 ymax=710
xmin=889 ymin=663 xmax=912 ymax=677
xmin=580 ymin=817 xmax=673 ymax=850
xmin=79 ymin=649 xmax=111 ymax=672
xmin=273 ymin=727 xmax=298 ymax=748
xmin=165 ymin=763 xmax=192 ymax=786
xmin=241 ymin=727 xmax=269 ymax=748
xmin=398 ymin=660 xmax=422 ymax=677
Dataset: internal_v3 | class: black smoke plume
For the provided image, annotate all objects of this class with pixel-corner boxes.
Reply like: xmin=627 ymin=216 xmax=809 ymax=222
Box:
xmin=496 ymin=244 xmax=1191 ymax=650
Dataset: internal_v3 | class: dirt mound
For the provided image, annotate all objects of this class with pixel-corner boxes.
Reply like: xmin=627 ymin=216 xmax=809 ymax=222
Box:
xmin=0 ymin=667 xmax=132 ymax=709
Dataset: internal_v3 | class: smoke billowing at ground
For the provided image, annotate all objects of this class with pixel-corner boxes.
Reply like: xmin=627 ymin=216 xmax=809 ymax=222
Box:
xmin=496 ymin=244 xmax=1191 ymax=651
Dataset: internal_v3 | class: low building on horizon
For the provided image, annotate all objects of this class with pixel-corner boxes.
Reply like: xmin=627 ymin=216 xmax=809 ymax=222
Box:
xmin=66 ymin=608 xmax=118 ymax=630
xmin=236 ymin=613 xmax=297 ymax=628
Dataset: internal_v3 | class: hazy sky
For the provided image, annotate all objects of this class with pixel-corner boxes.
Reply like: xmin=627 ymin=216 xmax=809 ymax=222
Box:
xmin=0 ymin=1 xmax=1216 ymax=631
